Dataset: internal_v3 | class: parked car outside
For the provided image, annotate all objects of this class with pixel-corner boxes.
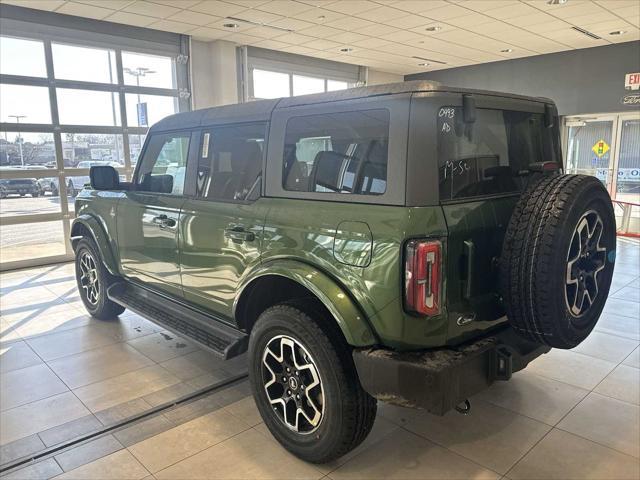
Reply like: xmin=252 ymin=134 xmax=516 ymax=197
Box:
xmin=0 ymin=167 xmax=42 ymax=198
xmin=44 ymin=161 xmax=123 ymax=196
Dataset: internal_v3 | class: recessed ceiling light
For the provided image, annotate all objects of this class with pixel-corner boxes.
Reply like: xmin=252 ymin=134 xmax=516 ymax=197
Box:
xmin=547 ymin=0 xmax=568 ymax=5
xmin=223 ymin=23 xmax=239 ymax=29
xmin=317 ymin=15 xmax=326 ymax=20
xmin=609 ymin=30 xmax=627 ymax=35
xmin=418 ymin=62 xmax=430 ymax=67
xmin=501 ymin=48 xmax=513 ymax=53
xmin=340 ymin=47 xmax=353 ymax=52
xmin=425 ymin=26 xmax=442 ymax=32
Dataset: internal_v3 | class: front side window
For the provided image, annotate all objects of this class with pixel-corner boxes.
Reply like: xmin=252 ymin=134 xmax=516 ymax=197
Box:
xmin=282 ymin=109 xmax=390 ymax=195
xmin=437 ymin=107 xmax=559 ymax=201
xmin=196 ymin=124 xmax=265 ymax=202
xmin=136 ymin=134 xmax=190 ymax=195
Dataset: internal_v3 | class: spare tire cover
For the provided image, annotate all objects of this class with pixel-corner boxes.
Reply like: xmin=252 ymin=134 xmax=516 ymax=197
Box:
xmin=500 ymin=174 xmax=616 ymax=349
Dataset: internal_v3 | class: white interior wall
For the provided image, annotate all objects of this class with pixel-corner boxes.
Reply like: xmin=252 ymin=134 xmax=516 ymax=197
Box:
xmin=190 ymin=39 xmax=239 ymax=109
xmin=367 ymin=69 xmax=403 ymax=86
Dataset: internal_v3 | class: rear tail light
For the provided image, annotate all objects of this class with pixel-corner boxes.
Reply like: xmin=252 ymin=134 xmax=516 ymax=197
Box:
xmin=404 ymin=239 xmax=442 ymax=316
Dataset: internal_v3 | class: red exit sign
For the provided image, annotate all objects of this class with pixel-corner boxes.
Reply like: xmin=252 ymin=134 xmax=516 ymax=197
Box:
xmin=625 ymin=73 xmax=640 ymax=90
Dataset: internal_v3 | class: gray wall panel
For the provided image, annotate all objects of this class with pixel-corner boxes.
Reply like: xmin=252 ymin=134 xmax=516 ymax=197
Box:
xmin=406 ymin=41 xmax=640 ymax=115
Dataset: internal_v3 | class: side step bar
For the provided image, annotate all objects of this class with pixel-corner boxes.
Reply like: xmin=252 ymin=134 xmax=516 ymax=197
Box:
xmin=107 ymin=282 xmax=248 ymax=359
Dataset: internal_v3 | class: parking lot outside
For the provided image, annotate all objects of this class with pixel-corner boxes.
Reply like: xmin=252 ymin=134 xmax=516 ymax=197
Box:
xmin=0 ymin=193 xmax=72 ymax=264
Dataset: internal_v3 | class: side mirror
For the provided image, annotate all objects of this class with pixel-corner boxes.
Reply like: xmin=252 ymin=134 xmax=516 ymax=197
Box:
xmin=90 ymin=166 xmax=120 ymax=190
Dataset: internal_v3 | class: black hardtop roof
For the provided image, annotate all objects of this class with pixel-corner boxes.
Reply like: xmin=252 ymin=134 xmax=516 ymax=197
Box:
xmin=149 ymin=80 xmax=554 ymax=133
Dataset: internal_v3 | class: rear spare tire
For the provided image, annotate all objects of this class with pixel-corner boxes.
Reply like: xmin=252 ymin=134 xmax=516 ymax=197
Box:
xmin=500 ymin=174 xmax=616 ymax=349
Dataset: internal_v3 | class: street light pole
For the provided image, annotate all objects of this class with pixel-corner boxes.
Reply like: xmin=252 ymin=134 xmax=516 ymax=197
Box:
xmin=124 ymin=67 xmax=155 ymax=164
xmin=8 ymin=115 xmax=27 ymax=166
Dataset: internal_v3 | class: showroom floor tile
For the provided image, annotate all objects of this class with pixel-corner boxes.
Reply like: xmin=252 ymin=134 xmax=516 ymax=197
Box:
xmin=0 ymin=239 xmax=639 ymax=479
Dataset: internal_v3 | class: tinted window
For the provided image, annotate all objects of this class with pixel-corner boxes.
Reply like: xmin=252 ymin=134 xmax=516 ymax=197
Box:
xmin=136 ymin=134 xmax=189 ymax=195
xmin=196 ymin=124 xmax=265 ymax=202
xmin=437 ymin=107 xmax=559 ymax=201
xmin=283 ymin=109 xmax=390 ymax=195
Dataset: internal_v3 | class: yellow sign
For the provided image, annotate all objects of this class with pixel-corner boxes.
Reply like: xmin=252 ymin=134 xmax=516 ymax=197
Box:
xmin=592 ymin=139 xmax=610 ymax=158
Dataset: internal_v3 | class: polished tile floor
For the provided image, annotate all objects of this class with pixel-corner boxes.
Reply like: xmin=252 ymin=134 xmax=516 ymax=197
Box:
xmin=0 ymin=238 xmax=638 ymax=479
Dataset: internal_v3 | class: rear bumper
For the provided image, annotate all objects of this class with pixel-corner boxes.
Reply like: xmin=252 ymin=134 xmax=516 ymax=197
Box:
xmin=353 ymin=327 xmax=549 ymax=415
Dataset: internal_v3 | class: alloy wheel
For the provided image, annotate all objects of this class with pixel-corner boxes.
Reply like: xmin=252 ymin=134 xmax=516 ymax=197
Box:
xmin=261 ymin=335 xmax=325 ymax=434
xmin=79 ymin=251 xmax=100 ymax=306
xmin=565 ymin=210 xmax=607 ymax=318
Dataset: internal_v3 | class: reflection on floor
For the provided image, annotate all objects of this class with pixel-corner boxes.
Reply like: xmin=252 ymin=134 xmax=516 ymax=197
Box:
xmin=0 ymin=238 xmax=638 ymax=479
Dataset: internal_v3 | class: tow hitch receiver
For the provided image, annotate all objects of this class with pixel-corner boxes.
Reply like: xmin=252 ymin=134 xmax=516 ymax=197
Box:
xmin=493 ymin=346 xmax=514 ymax=381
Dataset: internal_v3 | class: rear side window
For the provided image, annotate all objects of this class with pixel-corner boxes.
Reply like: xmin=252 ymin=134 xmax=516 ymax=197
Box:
xmin=196 ymin=123 xmax=265 ymax=202
xmin=136 ymin=133 xmax=190 ymax=195
xmin=282 ymin=109 xmax=390 ymax=195
xmin=437 ymin=107 xmax=559 ymax=201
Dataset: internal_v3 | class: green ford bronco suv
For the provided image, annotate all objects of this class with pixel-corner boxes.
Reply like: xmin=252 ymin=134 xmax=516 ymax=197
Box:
xmin=72 ymin=81 xmax=616 ymax=463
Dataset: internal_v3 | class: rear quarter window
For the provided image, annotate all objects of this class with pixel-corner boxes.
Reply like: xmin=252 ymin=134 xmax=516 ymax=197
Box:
xmin=437 ymin=106 xmax=559 ymax=201
xmin=282 ymin=109 xmax=390 ymax=195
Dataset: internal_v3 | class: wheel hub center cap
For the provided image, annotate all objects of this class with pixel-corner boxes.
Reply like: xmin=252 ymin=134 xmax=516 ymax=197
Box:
xmin=288 ymin=377 xmax=299 ymax=391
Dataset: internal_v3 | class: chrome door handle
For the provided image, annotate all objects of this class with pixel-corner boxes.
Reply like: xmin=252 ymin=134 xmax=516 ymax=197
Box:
xmin=224 ymin=228 xmax=255 ymax=243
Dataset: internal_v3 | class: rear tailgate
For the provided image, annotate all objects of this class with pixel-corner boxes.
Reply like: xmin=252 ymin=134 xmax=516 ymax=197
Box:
xmin=443 ymin=197 xmax=517 ymax=343
xmin=435 ymin=103 xmax=561 ymax=344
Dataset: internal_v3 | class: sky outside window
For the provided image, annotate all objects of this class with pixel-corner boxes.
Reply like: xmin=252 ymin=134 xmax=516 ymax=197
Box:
xmin=52 ymin=43 xmax=118 ymax=83
xmin=0 ymin=36 xmax=46 ymax=77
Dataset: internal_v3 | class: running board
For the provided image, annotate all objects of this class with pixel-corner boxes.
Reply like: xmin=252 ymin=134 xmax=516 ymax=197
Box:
xmin=107 ymin=282 xmax=248 ymax=359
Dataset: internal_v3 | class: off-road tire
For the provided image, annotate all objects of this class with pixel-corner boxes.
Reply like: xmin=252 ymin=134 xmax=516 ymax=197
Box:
xmin=75 ymin=238 xmax=125 ymax=319
xmin=248 ymin=300 xmax=377 ymax=463
xmin=500 ymin=174 xmax=616 ymax=349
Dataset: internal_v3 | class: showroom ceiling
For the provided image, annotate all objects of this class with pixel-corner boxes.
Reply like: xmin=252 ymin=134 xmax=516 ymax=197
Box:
xmin=1 ymin=0 xmax=638 ymax=74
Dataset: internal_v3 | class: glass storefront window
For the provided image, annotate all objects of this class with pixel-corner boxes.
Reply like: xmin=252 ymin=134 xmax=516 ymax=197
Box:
xmin=0 ymin=84 xmax=52 ymax=124
xmin=252 ymin=68 xmax=353 ymax=99
xmin=125 ymin=93 xmax=177 ymax=128
xmin=61 ymin=133 xmax=124 ymax=167
xmin=122 ymin=51 xmax=175 ymax=89
xmin=52 ymin=43 xmax=117 ymax=84
xmin=0 ymin=36 xmax=47 ymax=77
xmin=0 ymin=132 xmax=55 ymax=168
xmin=0 ymin=220 xmax=67 ymax=263
xmin=327 ymin=79 xmax=349 ymax=91
xmin=57 ymin=89 xmax=121 ymax=126
xmin=253 ymin=69 xmax=290 ymax=99
xmin=293 ymin=75 xmax=324 ymax=96
xmin=616 ymin=119 xmax=640 ymax=203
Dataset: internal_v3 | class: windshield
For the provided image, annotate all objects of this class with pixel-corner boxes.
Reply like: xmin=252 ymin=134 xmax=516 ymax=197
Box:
xmin=437 ymin=107 xmax=560 ymax=201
